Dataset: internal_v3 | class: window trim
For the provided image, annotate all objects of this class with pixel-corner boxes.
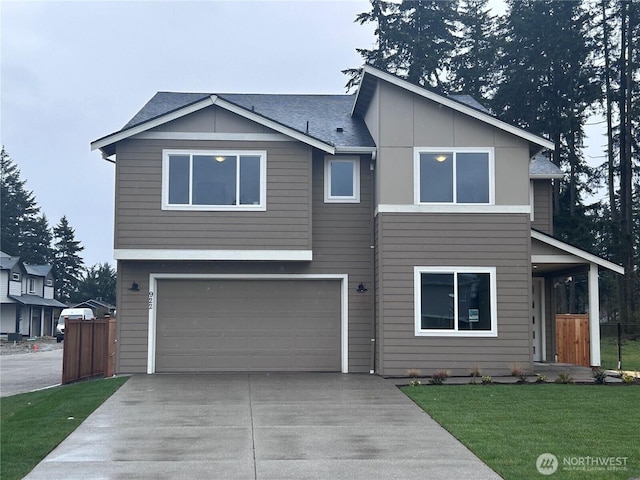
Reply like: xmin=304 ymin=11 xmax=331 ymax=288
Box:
xmin=162 ymin=149 xmax=267 ymax=211
xmin=27 ymin=277 xmax=36 ymax=294
xmin=414 ymin=266 xmax=498 ymax=337
xmin=413 ymin=147 xmax=495 ymax=205
xmin=324 ymin=156 xmax=360 ymax=203
xmin=11 ymin=272 xmax=20 ymax=281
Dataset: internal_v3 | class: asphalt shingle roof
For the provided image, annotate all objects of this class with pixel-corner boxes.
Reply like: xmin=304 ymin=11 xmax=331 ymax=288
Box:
xmin=530 ymin=153 xmax=564 ymax=177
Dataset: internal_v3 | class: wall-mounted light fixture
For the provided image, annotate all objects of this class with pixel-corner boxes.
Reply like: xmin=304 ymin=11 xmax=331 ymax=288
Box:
xmin=128 ymin=281 xmax=140 ymax=292
xmin=356 ymin=283 xmax=368 ymax=293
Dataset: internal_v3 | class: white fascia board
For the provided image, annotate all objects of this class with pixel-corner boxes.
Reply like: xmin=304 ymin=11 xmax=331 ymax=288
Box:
xmin=360 ymin=66 xmax=555 ymax=151
xmin=90 ymin=96 xmax=216 ymax=151
xmin=334 ymin=146 xmax=377 ymax=154
xmin=213 ymin=97 xmax=336 ymax=154
xmin=114 ymin=249 xmax=313 ymax=261
xmin=530 ymin=173 xmax=565 ymax=180
xmin=376 ymin=204 xmax=531 ymax=215
xmin=531 ymin=230 xmax=625 ymax=274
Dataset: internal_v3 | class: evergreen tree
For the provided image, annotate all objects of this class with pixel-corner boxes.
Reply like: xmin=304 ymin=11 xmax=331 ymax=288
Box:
xmin=20 ymin=213 xmax=54 ymax=265
xmin=53 ymin=216 xmax=84 ymax=303
xmin=449 ymin=0 xmax=499 ymax=99
xmin=0 ymin=147 xmax=41 ymax=257
xmin=70 ymin=262 xmax=116 ymax=305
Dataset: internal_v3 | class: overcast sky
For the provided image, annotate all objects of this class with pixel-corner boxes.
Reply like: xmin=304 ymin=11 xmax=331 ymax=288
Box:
xmin=1 ymin=0 xmax=606 ymax=268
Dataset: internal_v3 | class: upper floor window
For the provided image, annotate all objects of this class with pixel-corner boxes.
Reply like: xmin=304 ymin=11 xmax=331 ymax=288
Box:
xmin=46 ymin=278 xmax=53 ymax=287
xmin=414 ymin=148 xmax=493 ymax=205
xmin=162 ymin=150 xmax=266 ymax=211
xmin=28 ymin=278 xmax=36 ymax=294
xmin=324 ymin=157 xmax=360 ymax=203
xmin=414 ymin=266 xmax=497 ymax=337
xmin=11 ymin=272 xmax=20 ymax=281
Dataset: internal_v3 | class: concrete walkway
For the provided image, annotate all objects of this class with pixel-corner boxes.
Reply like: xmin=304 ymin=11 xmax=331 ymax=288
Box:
xmin=25 ymin=373 xmax=500 ymax=480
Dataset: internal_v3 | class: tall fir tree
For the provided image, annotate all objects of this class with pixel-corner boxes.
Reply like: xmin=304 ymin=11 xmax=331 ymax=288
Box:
xmin=0 ymin=147 xmax=41 ymax=257
xmin=449 ymin=0 xmax=498 ymax=99
xmin=53 ymin=216 xmax=84 ymax=303
xmin=20 ymin=213 xmax=54 ymax=265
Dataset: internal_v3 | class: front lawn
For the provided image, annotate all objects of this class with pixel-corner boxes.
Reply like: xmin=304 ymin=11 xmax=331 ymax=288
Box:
xmin=403 ymin=384 xmax=640 ymax=480
xmin=600 ymin=335 xmax=640 ymax=371
xmin=0 ymin=376 xmax=129 ymax=480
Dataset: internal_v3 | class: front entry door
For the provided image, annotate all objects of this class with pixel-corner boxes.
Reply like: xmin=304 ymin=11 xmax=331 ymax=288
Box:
xmin=532 ymin=278 xmax=544 ymax=362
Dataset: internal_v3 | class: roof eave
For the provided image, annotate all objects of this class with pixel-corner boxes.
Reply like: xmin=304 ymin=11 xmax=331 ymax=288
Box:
xmin=531 ymin=230 xmax=625 ymax=275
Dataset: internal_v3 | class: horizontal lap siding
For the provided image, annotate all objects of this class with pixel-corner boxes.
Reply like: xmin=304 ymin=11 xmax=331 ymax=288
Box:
xmin=115 ymin=151 xmax=374 ymax=374
xmin=115 ymin=139 xmax=311 ymax=250
xmin=377 ymin=212 xmax=532 ymax=376
xmin=532 ymin=180 xmax=553 ymax=235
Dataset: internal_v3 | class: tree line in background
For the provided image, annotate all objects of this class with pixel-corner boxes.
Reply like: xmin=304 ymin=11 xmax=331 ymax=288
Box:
xmin=346 ymin=0 xmax=639 ymax=322
xmin=1 ymin=147 xmax=116 ymax=305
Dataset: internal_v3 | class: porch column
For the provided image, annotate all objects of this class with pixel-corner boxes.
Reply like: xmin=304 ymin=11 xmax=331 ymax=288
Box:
xmin=588 ymin=263 xmax=601 ymax=367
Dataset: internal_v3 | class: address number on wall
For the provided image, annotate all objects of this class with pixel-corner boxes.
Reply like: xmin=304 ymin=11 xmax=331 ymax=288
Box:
xmin=148 ymin=291 xmax=154 ymax=310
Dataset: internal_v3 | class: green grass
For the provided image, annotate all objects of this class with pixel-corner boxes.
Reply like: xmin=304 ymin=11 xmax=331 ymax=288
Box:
xmin=1 ymin=376 xmax=129 ymax=480
xmin=403 ymin=384 xmax=640 ymax=480
xmin=600 ymin=336 xmax=640 ymax=371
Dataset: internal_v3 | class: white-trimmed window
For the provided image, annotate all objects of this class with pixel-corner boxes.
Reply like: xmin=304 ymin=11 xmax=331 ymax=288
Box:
xmin=28 ymin=278 xmax=36 ymax=294
xmin=414 ymin=148 xmax=494 ymax=205
xmin=324 ymin=157 xmax=360 ymax=203
xmin=162 ymin=150 xmax=266 ymax=211
xmin=414 ymin=266 xmax=497 ymax=337
xmin=11 ymin=272 xmax=20 ymax=281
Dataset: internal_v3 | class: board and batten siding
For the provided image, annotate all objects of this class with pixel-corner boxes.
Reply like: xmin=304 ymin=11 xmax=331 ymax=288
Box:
xmin=114 ymin=152 xmax=375 ymax=374
xmin=376 ymin=212 xmax=532 ymax=376
xmin=114 ymin=139 xmax=312 ymax=251
xmin=532 ymin=179 xmax=553 ymax=235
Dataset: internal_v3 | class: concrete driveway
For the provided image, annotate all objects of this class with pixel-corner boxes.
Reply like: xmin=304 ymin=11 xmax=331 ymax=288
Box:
xmin=25 ymin=373 xmax=500 ymax=480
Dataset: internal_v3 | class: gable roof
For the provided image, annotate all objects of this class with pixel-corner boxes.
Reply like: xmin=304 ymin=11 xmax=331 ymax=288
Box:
xmin=92 ymin=93 xmax=375 ymax=157
xmin=0 ymin=251 xmax=20 ymax=270
xmin=352 ymin=65 xmax=555 ymax=156
xmin=24 ymin=264 xmax=52 ymax=277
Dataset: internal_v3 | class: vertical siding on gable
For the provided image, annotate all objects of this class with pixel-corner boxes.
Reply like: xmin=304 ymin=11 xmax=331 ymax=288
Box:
xmin=115 ymin=139 xmax=312 ymax=250
xmin=114 ymin=151 xmax=375 ymax=374
xmin=377 ymin=212 xmax=533 ymax=376
xmin=532 ymin=179 xmax=554 ymax=235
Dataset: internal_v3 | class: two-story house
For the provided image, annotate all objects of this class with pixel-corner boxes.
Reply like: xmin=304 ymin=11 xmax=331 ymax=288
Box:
xmin=0 ymin=251 xmax=66 ymax=338
xmin=91 ymin=65 xmax=623 ymax=376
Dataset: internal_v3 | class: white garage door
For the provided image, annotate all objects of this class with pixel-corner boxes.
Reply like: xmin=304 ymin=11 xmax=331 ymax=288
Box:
xmin=155 ymin=279 xmax=342 ymax=372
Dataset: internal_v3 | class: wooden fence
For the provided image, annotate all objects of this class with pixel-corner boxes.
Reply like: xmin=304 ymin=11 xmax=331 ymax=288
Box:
xmin=62 ymin=316 xmax=116 ymax=384
xmin=556 ymin=314 xmax=590 ymax=367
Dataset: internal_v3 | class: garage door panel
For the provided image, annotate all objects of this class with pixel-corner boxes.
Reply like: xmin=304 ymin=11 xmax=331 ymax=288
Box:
xmin=155 ymin=279 xmax=341 ymax=372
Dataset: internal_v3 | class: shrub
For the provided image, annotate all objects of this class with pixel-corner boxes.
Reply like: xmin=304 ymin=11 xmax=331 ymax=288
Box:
xmin=469 ymin=366 xmax=482 ymax=384
xmin=621 ymin=372 xmax=635 ymax=385
xmin=429 ymin=370 xmax=450 ymax=385
xmin=554 ymin=372 xmax=575 ymax=384
xmin=409 ymin=379 xmax=422 ymax=387
xmin=535 ymin=373 xmax=548 ymax=383
xmin=592 ymin=369 xmax=607 ymax=384
xmin=510 ymin=364 xmax=528 ymax=383
xmin=481 ymin=375 xmax=493 ymax=384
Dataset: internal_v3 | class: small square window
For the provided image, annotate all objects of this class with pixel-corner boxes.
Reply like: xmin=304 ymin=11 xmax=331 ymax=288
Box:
xmin=11 ymin=272 xmax=20 ymax=281
xmin=324 ymin=157 xmax=360 ymax=203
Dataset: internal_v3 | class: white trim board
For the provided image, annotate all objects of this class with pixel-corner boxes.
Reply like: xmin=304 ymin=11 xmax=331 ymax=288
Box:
xmin=146 ymin=273 xmax=349 ymax=374
xmin=375 ymin=204 xmax=531 ymax=215
xmin=114 ymin=249 xmax=313 ymax=261
xmin=134 ymin=132 xmax=293 ymax=142
xmin=531 ymin=230 xmax=624 ymax=274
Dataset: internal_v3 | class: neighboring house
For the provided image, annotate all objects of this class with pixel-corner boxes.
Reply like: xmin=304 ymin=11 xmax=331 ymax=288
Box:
xmin=0 ymin=251 xmax=66 ymax=337
xmin=72 ymin=298 xmax=116 ymax=318
xmin=91 ymin=65 xmax=623 ymax=376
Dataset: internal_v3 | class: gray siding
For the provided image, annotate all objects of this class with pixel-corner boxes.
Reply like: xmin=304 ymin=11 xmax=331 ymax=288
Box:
xmin=115 ymin=152 xmax=374 ymax=374
xmin=532 ymin=179 xmax=553 ymax=234
xmin=376 ymin=212 xmax=532 ymax=376
xmin=115 ymin=139 xmax=312 ymax=250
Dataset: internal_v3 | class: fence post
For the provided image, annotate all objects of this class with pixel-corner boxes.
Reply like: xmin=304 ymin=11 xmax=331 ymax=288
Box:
xmin=617 ymin=322 xmax=622 ymax=370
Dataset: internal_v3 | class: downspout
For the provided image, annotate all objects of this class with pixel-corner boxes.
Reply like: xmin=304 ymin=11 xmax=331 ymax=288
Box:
xmin=369 ymin=150 xmax=377 ymax=374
